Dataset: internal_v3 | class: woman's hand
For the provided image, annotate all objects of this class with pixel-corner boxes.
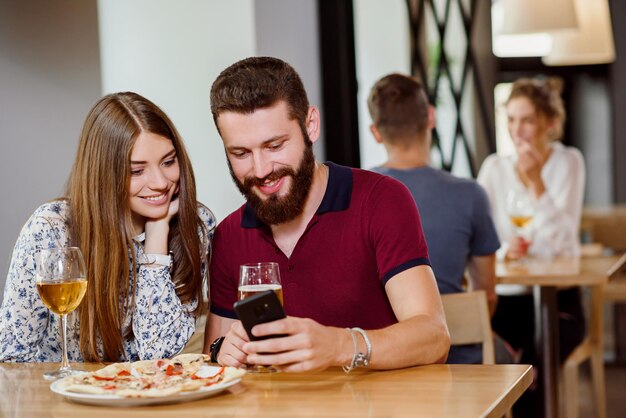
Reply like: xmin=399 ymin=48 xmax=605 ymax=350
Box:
xmin=144 ymin=191 xmax=179 ymax=255
xmin=506 ymin=236 xmax=530 ymax=260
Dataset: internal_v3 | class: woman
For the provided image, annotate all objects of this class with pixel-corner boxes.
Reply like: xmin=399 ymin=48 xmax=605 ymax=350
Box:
xmin=477 ymin=78 xmax=585 ymax=416
xmin=0 ymin=92 xmax=215 ymax=362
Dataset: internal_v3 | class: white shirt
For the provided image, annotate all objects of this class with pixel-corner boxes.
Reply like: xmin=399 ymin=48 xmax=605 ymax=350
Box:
xmin=477 ymin=143 xmax=585 ymax=293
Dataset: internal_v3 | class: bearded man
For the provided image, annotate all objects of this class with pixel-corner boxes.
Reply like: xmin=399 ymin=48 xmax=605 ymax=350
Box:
xmin=203 ymin=57 xmax=450 ymax=372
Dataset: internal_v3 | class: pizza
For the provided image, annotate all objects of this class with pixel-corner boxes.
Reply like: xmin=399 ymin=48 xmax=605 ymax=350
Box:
xmin=54 ymin=353 xmax=245 ymax=398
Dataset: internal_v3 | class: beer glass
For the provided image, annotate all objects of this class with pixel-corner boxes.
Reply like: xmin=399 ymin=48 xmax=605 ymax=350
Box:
xmin=238 ymin=262 xmax=282 ymax=372
xmin=36 ymin=247 xmax=88 ymax=380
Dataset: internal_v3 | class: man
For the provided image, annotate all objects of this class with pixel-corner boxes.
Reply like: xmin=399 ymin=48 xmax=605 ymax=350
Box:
xmin=203 ymin=57 xmax=449 ymax=372
xmin=368 ymin=73 xmax=500 ymax=364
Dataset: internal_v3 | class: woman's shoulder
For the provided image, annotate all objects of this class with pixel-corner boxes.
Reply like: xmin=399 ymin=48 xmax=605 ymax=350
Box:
xmin=477 ymin=152 xmax=514 ymax=180
xmin=30 ymin=200 xmax=70 ymax=222
xmin=17 ymin=200 xmax=70 ymax=246
xmin=196 ymin=202 xmax=216 ymax=231
xmin=552 ymin=143 xmax=584 ymax=167
xmin=482 ymin=152 xmax=513 ymax=167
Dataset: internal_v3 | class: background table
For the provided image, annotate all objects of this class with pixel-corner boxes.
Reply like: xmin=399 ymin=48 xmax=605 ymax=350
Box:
xmin=0 ymin=363 xmax=532 ymax=418
xmin=496 ymin=255 xmax=622 ymax=418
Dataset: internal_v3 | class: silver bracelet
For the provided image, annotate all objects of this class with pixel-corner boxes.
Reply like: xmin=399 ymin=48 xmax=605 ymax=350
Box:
xmin=342 ymin=327 xmax=372 ymax=373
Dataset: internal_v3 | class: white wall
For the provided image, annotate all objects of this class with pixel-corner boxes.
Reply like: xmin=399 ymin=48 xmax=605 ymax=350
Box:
xmin=0 ymin=0 xmax=102 ymax=296
xmin=353 ymin=0 xmax=410 ymax=169
xmin=98 ymin=0 xmax=255 ymax=223
xmin=255 ymin=0 xmax=325 ymax=159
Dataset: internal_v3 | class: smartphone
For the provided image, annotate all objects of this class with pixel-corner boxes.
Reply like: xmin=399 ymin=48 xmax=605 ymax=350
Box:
xmin=233 ymin=290 xmax=287 ymax=341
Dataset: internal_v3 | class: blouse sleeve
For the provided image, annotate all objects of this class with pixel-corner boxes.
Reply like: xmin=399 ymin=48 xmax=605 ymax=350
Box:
xmin=529 ymin=148 xmax=585 ymax=257
xmin=0 ymin=204 xmax=69 ymax=362
xmin=130 ymin=205 xmax=216 ymax=360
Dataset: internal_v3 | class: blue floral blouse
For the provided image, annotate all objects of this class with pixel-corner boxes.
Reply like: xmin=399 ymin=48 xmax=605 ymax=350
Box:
xmin=0 ymin=200 xmax=215 ymax=362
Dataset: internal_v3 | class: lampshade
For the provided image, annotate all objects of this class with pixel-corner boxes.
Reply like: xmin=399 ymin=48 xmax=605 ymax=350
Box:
xmin=542 ymin=0 xmax=615 ymax=66
xmin=499 ymin=0 xmax=578 ymax=35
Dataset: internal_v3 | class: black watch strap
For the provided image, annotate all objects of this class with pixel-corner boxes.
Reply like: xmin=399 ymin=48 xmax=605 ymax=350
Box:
xmin=209 ymin=336 xmax=225 ymax=363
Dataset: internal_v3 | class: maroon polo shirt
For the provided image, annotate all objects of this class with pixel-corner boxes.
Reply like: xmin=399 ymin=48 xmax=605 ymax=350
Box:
xmin=209 ymin=162 xmax=430 ymax=330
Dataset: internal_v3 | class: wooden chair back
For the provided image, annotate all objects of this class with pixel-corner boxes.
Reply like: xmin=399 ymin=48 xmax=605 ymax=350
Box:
xmin=441 ymin=290 xmax=494 ymax=365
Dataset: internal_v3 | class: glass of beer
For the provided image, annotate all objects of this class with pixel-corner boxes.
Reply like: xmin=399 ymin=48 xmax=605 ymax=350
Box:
xmin=238 ymin=262 xmax=282 ymax=373
xmin=36 ymin=247 xmax=88 ymax=380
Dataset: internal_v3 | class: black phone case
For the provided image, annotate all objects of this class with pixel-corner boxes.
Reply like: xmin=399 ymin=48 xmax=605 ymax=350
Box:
xmin=233 ymin=290 xmax=287 ymax=341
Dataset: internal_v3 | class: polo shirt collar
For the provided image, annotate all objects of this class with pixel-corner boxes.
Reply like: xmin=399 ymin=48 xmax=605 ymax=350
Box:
xmin=241 ymin=162 xmax=353 ymax=229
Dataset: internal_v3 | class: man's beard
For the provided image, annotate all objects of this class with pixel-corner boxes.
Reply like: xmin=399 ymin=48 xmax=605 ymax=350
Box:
xmin=229 ymin=141 xmax=316 ymax=225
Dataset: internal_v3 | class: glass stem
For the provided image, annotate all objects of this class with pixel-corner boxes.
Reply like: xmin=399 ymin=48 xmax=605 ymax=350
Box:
xmin=59 ymin=314 xmax=70 ymax=371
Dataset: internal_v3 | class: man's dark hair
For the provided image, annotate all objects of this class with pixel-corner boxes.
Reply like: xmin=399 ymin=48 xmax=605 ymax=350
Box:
xmin=210 ymin=56 xmax=309 ymax=135
xmin=367 ymin=73 xmax=430 ymax=144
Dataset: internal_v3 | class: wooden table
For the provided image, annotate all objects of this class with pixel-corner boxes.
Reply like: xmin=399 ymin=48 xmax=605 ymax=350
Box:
xmin=496 ymin=255 xmax=622 ymax=418
xmin=0 ymin=362 xmax=532 ymax=418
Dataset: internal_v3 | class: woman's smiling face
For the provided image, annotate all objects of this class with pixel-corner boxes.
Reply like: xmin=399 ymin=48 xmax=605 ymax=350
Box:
xmin=128 ymin=131 xmax=180 ymax=233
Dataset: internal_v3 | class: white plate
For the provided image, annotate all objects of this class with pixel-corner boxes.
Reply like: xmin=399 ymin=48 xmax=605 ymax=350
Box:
xmin=50 ymin=376 xmax=241 ymax=407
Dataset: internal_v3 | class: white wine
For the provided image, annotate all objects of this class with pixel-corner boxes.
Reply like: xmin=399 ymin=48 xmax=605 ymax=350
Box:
xmin=510 ymin=215 xmax=533 ymax=229
xmin=238 ymin=284 xmax=283 ymax=305
xmin=37 ymin=279 xmax=87 ymax=315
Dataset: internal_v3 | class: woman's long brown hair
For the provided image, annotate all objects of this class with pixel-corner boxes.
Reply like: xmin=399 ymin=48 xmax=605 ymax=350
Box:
xmin=66 ymin=92 xmax=206 ymax=361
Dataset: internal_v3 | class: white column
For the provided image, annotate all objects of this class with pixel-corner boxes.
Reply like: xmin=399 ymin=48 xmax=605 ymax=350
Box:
xmin=353 ymin=0 xmax=410 ymax=169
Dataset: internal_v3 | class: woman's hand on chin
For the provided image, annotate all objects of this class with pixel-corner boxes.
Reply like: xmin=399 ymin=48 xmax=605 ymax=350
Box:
xmin=143 ymin=195 xmax=179 ymax=254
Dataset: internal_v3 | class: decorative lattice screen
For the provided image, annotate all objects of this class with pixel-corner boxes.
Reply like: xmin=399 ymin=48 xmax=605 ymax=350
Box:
xmin=406 ymin=0 xmax=494 ymax=177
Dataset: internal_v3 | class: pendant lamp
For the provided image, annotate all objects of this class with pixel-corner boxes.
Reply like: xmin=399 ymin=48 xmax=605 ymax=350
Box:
xmin=542 ymin=0 xmax=615 ymax=66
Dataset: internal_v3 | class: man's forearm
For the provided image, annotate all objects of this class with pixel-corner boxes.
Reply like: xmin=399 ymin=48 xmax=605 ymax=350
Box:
xmin=358 ymin=315 xmax=450 ymax=370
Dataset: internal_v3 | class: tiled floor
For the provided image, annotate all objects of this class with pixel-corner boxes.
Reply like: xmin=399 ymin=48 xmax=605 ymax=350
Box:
xmin=578 ymin=363 xmax=626 ymax=418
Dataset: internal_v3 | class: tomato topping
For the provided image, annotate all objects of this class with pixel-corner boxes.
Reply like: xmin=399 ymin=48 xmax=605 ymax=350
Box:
xmin=92 ymin=375 xmax=115 ymax=381
xmin=103 ymin=385 xmax=116 ymax=390
xmin=117 ymin=370 xmax=131 ymax=377
xmin=165 ymin=364 xmax=183 ymax=376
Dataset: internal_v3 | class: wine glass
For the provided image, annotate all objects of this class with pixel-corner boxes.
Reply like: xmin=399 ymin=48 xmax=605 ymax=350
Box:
xmin=506 ymin=189 xmax=535 ymax=260
xmin=36 ymin=247 xmax=88 ymax=380
xmin=238 ymin=262 xmax=282 ymax=373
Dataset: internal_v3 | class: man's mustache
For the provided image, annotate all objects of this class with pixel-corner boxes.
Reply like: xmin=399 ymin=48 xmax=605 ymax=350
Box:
xmin=243 ymin=167 xmax=296 ymax=188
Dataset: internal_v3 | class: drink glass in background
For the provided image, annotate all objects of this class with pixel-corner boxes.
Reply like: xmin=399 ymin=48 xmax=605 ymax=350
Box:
xmin=238 ymin=262 xmax=282 ymax=373
xmin=36 ymin=247 xmax=88 ymax=380
xmin=506 ymin=189 xmax=535 ymax=260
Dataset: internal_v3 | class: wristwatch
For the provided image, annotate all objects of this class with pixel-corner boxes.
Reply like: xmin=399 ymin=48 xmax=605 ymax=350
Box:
xmin=209 ymin=336 xmax=225 ymax=363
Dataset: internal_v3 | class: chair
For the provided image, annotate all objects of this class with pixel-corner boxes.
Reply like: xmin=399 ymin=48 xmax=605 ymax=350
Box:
xmin=441 ymin=290 xmax=494 ymax=364
xmin=560 ymin=252 xmax=626 ymax=418
xmin=561 ymin=283 xmax=606 ymax=418
xmin=442 ymin=291 xmax=514 ymax=418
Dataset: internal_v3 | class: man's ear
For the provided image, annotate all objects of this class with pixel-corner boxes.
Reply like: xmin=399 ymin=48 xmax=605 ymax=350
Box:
xmin=306 ymin=106 xmax=321 ymax=143
xmin=427 ymin=105 xmax=436 ymax=130
xmin=370 ymin=124 xmax=384 ymax=144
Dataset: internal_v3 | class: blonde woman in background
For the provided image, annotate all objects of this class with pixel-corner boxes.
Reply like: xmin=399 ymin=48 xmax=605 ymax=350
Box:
xmin=477 ymin=77 xmax=585 ymax=417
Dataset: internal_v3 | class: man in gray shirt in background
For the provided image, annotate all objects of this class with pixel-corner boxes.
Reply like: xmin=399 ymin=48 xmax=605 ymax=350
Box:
xmin=368 ymin=73 xmax=500 ymax=364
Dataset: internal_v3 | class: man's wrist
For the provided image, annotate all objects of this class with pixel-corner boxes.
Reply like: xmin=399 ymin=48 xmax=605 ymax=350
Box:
xmin=209 ymin=336 xmax=225 ymax=363
xmin=342 ymin=327 xmax=372 ymax=373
